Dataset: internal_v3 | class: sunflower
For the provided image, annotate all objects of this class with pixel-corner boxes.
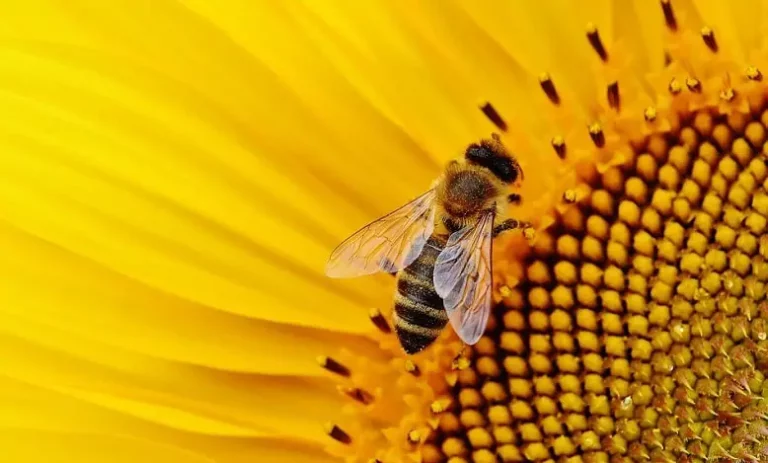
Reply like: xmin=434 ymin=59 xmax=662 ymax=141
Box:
xmin=4 ymin=0 xmax=768 ymax=462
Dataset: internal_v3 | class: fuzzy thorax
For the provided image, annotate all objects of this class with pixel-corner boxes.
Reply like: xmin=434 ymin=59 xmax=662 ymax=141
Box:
xmin=436 ymin=161 xmax=511 ymax=234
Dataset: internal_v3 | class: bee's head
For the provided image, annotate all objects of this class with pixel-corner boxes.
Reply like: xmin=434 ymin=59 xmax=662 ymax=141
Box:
xmin=464 ymin=136 xmax=523 ymax=185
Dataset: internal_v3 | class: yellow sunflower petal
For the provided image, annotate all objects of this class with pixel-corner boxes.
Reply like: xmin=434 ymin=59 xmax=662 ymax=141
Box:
xmin=0 ymin=429 xmax=337 ymax=463
xmin=0 ymin=324 xmax=352 ymax=441
xmin=2 ymin=0 xmax=453 ymax=335
xmin=8 ymin=1 xmax=768 ymax=462
xmin=293 ymin=0 xmax=487 ymax=158
xmin=0 ymin=223 xmax=383 ymax=375
xmin=0 ymin=430 xmax=217 ymax=463
xmin=1 ymin=377 xmax=337 ymax=462
xmin=0 ymin=50 xmax=390 ymax=331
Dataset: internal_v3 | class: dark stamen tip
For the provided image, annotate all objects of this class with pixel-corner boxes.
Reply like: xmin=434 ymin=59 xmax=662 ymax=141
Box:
xmin=563 ymin=189 xmax=577 ymax=203
xmin=664 ymin=50 xmax=673 ymax=66
xmin=720 ymin=88 xmax=735 ymax=102
xmin=644 ymin=106 xmax=657 ymax=122
xmin=551 ymin=135 xmax=566 ymax=159
xmin=686 ymin=77 xmax=701 ymax=92
xmin=668 ymin=78 xmax=682 ymax=94
xmin=607 ymin=81 xmax=620 ymax=111
xmin=317 ymin=355 xmax=350 ymax=377
xmin=747 ymin=66 xmax=763 ymax=81
xmin=407 ymin=429 xmax=422 ymax=444
xmin=452 ymin=355 xmax=470 ymax=370
xmin=324 ymin=423 xmax=352 ymax=444
xmin=586 ymin=23 xmax=608 ymax=61
xmin=701 ymin=27 xmax=718 ymax=52
xmin=480 ymin=102 xmax=508 ymax=132
xmin=661 ymin=0 xmax=677 ymax=31
xmin=368 ymin=308 xmax=391 ymax=333
xmin=539 ymin=72 xmax=561 ymax=105
xmin=405 ymin=359 xmax=421 ymax=376
xmin=508 ymin=193 xmax=522 ymax=204
xmin=588 ymin=123 xmax=605 ymax=148
xmin=338 ymin=386 xmax=374 ymax=405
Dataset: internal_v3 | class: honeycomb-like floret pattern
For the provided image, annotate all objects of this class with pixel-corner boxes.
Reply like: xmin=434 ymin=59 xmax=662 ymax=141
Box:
xmin=422 ymin=110 xmax=768 ymax=463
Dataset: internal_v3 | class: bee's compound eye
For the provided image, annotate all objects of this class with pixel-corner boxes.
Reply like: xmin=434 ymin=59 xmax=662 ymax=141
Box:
xmin=464 ymin=146 xmax=487 ymax=161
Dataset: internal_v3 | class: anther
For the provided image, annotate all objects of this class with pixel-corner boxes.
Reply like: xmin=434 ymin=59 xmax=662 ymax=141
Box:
xmin=523 ymin=227 xmax=536 ymax=241
xmin=586 ymin=23 xmax=608 ymax=61
xmin=686 ymin=77 xmax=701 ymax=92
xmin=588 ymin=122 xmax=605 ymax=147
xmin=324 ymin=423 xmax=352 ymax=444
xmin=508 ymin=193 xmax=521 ymax=204
xmin=539 ymin=73 xmax=560 ymax=105
xmin=720 ymin=88 xmax=735 ymax=102
xmin=405 ymin=359 xmax=421 ymax=376
xmin=629 ymin=444 xmax=650 ymax=459
xmin=317 ymin=356 xmax=350 ymax=377
xmin=480 ymin=102 xmax=508 ymax=132
xmin=644 ymin=106 xmax=657 ymax=122
xmin=701 ymin=27 xmax=717 ymax=52
xmin=669 ymin=78 xmax=682 ymax=94
xmin=368 ymin=308 xmax=391 ymax=333
xmin=661 ymin=0 xmax=677 ymax=31
xmin=452 ymin=356 xmax=470 ymax=370
xmin=747 ymin=66 xmax=763 ymax=81
xmin=563 ymin=189 xmax=577 ymax=203
xmin=551 ymin=135 xmax=566 ymax=159
xmin=607 ymin=81 xmax=620 ymax=111
xmin=407 ymin=429 xmax=422 ymax=444
xmin=338 ymin=386 xmax=374 ymax=405
xmin=430 ymin=397 xmax=453 ymax=414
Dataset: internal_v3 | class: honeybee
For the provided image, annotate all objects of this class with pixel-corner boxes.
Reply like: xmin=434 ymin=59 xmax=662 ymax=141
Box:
xmin=326 ymin=134 xmax=527 ymax=354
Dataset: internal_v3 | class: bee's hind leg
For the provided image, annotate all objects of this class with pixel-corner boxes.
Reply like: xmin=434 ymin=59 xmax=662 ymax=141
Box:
xmin=493 ymin=218 xmax=529 ymax=238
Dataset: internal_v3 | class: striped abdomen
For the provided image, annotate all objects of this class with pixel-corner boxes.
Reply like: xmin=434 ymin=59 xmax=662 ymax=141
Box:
xmin=393 ymin=235 xmax=449 ymax=354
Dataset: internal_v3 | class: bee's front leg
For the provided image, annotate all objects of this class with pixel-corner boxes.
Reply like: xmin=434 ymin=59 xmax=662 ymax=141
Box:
xmin=493 ymin=218 xmax=528 ymax=237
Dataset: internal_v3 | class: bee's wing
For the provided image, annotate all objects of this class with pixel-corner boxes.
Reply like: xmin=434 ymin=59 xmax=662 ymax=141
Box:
xmin=433 ymin=211 xmax=493 ymax=345
xmin=325 ymin=189 xmax=436 ymax=278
